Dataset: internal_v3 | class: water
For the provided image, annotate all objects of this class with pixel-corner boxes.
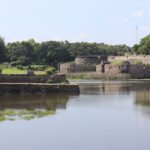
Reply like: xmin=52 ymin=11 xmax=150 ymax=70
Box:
xmin=0 ymin=80 xmax=150 ymax=150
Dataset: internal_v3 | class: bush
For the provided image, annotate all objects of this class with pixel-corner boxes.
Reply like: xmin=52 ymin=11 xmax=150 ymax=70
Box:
xmin=30 ymin=65 xmax=47 ymax=71
xmin=16 ymin=65 xmax=23 ymax=70
xmin=112 ymin=60 xmax=124 ymax=66
xmin=27 ymin=65 xmax=32 ymax=70
xmin=0 ymin=62 xmax=10 ymax=69
xmin=47 ymin=79 xmax=54 ymax=83
xmin=131 ymin=60 xmax=142 ymax=65
xmin=45 ymin=68 xmax=56 ymax=75
xmin=0 ymin=68 xmax=2 ymax=74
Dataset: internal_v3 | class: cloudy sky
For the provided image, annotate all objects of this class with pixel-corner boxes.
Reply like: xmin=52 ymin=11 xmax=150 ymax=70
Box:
xmin=0 ymin=0 xmax=150 ymax=45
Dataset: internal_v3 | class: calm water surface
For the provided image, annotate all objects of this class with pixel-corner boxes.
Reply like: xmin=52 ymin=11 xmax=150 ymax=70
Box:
xmin=0 ymin=80 xmax=150 ymax=150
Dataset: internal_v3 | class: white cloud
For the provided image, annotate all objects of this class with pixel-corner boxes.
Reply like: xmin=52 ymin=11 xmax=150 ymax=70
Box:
xmin=106 ymin=10 xmax=146 ymax=25
xmin=141 ymin=26 xmax=150 ymax=32
xmin=106 ymin=16 xmax=128 ymax=25
xmin=132 ymin=10 xmax=145 ymax=18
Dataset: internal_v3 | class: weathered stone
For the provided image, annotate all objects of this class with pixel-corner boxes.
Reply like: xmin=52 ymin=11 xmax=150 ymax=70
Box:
xmin=0 ymin=83 xmax=80 ymax=94
xmin=0 ymin=74 xmax=66 ymax=83
xmin=59 ymin=55 xmax=108 ymax=73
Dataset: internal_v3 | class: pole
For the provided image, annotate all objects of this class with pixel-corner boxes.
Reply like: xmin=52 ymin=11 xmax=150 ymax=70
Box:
xmin=136 ymin=26 xmax=138 ymax=44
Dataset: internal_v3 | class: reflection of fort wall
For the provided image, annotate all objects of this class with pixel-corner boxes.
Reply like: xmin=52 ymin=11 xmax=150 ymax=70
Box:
xmin=80 ymin=82 xmax=150 ymax=95
xmin=135 ymin=91 xmax=150 ymax=106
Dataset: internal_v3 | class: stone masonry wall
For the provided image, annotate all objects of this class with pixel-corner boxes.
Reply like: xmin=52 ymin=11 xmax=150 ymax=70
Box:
xmin=0 ymin=83 xmax=80 ymax=93
xmin=75 ymin=57 xmax=101 ymax=65
xmin=60 ymin=63 xmax=96 ymax=73
xmin=96 ymin=63 xmax=150 ymax=78
xmin=96 ymin=64 xmax=129 ymax=74
xmin=129 ymin=64 xmax=150 ymax=78
xmin=109 ymin=55 xmax=150 ymax=65
xmin=0 ymin=74 xmax=66 ymax=83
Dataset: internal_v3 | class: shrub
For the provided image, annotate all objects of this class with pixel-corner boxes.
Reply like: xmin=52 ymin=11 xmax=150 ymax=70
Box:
xmin=27 ymin=65 xmax=32 ymax=70
xmin=131 ymin=60 xmax=142 ymax=65
xmin=45 ymin=68 xmax=56 ymax=75
xmin=47 ymin=79 xmax=54 ymax=83
xmin=112 ymin=60 xmax=124 ymax=66
xmin=30 ymin=65 xmax=47 ymax=71
xmin=16 ymin=65 xmax=23 ymax=70
xmin=0 ymin=68 xmax=2 ymax=74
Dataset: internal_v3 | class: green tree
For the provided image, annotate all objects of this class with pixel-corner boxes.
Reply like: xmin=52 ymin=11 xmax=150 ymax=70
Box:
xmin=0 ymin=36 xmax=6 ymax=62
xmin=36 ymin=41 xmax=71 ymax=66
xmin=132 ymin=34 xmax=150 ymax=55
xmin=7 ymin=39 xmax=37 ymax=65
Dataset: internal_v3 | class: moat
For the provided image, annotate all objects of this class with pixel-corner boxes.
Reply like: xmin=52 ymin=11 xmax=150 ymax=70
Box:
xmin=0 ymin=80 xmax=150 ymax=150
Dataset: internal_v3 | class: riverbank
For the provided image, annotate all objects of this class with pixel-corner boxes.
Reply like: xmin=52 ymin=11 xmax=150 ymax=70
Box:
xmin=0 ymin=83 xmax=80 ymax=94
xmin=67 ymin=72 xmax=132 ymax=80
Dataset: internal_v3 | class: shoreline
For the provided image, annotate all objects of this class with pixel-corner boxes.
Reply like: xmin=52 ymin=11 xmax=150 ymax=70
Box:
xmin=0 ymin=83 xmax=80 ymax=94
xmin=67 ymin=72 xmax=150 ymax=80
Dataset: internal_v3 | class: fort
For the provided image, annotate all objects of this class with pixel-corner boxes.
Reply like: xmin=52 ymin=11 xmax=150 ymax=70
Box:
xmin=59 ymin=55 xmax=150 ymax=79
xmin=59 ymin=55 xmax=108 ymax=73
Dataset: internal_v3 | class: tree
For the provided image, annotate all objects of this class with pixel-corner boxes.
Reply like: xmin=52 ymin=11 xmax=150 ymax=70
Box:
xmin=132 ymin=34 xmax=150 ymax=55
xmin=36 ymin=41 xmax=71 ymax=66
xmin=0 ymin=36 xmax=6 ymax=62
xmin=7 ymin=39 xmax=37 ymax=65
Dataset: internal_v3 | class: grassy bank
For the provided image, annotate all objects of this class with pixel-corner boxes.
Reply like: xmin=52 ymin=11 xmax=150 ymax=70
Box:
xmin=67 ymin=72 xmax=132 ymax=80
xmin=2 ymin=68 xmax=46 ymax=75
xmin=0 ymin=65 xmax=55 ymax=75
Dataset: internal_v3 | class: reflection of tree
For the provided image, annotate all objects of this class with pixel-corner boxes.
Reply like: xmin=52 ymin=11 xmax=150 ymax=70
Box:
xmin=0 ymin=93 xmax=71 ymax=121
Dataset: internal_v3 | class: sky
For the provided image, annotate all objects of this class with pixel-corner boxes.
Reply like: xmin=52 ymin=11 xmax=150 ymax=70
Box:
xmin=0 ymin=0 xmax=150 ymax=46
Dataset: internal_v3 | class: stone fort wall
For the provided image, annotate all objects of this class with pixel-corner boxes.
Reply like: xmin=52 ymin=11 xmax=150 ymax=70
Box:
xmin=96 ymin=64 xmax=150 ymax=78
xmin=0 ymin=74 xmax=66 ymax=83
xmin=108 ymin=55 xmax=150 ymax=64
xmin=60 ymin=63 xmax=96 ymax=73
xmin=59 ymin=56 xmax=108 ymax=73
xmin=75 ymin=56 xmax=101 ymax=65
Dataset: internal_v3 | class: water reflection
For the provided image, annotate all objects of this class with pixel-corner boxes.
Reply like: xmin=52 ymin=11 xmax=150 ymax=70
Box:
xmin=77 ymin=80 xmax=150 ymax=118
xmin=78 ymin=81 xmax=150 ymax=95
xmin=136 ymin=91 xmax=150 ymax=106
xmin=0 ymin=81 xmax=150 ymax=150
xmin=0 ymin=93 xmax=70 ymax=121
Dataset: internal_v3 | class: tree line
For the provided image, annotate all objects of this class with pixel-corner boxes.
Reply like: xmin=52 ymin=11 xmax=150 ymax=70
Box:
xmin=0 ymin=34 xmax=150 ymax=66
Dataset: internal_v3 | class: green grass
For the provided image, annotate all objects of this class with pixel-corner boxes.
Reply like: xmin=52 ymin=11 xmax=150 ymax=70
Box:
xmin=131 ymin=60 xmax=142 ymax=65
xmin=112 ymin=60 xmax=124 ymax=65
xmin=0 ymin=109 xmax=55 ymax=122
xmin=1 ymin=67 xmax=48 ymax=75
xmin=2 ymin=68 xmax=27 ymax=74
xmin=0 ymin=64 xmax=55 ymax=75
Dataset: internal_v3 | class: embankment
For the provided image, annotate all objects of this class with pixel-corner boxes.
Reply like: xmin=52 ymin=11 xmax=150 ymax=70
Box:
xmin=0 ymin=74 xmax=80 ymax=93
xmin=0 ymin=83 xmax=80 ymax=94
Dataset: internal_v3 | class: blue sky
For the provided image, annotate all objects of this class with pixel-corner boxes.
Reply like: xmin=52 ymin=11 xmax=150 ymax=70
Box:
xmin=0 ymin=0 xmax=150 ymax=46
